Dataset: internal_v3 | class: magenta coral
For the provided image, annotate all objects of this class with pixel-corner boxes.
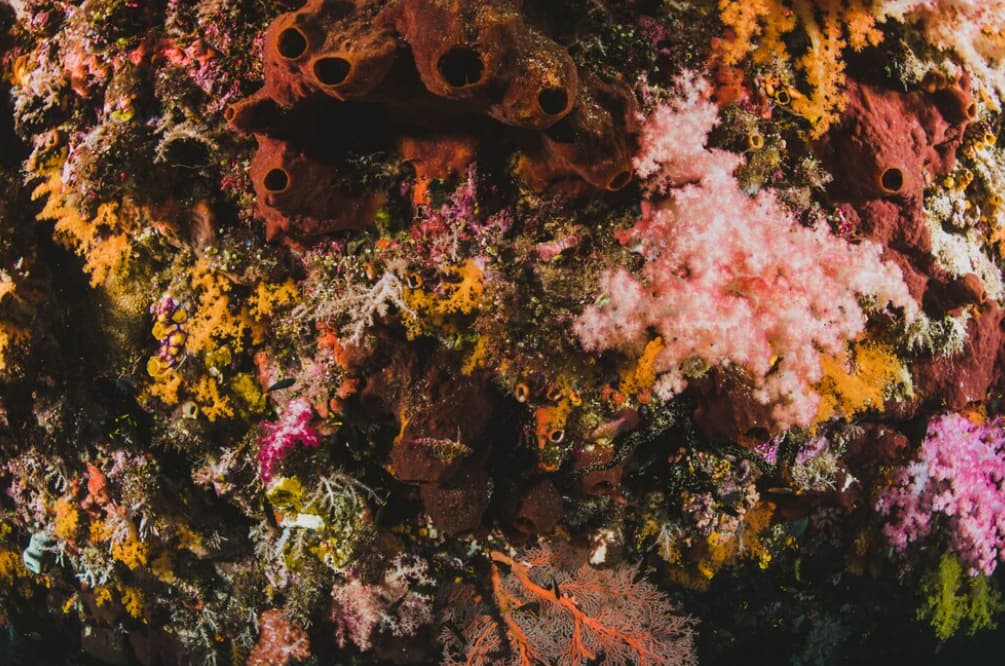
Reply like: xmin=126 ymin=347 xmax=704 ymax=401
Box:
xmin=876 ymin=413 xmax=1005 ymax=576
xmin=257 ymin=398 xmax=321 ymax=482
xmin=575 ymin=80 xmax=917 ymax=429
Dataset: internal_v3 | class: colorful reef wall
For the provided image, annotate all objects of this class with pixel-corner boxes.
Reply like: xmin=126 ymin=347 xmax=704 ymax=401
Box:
xmin=0 ymin=1 xmax=1004 ymax=664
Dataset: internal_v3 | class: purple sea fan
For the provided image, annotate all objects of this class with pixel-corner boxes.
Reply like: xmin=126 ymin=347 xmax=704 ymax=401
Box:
xmin=258 ymin=398 xmax=321 ymax=482
xmin=876 ymin=413 xmax=1005 ymax=575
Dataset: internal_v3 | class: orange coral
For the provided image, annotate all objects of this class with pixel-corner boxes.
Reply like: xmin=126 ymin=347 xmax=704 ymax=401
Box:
xmin=403 ymin=258 xmax=485 ymax=337
xmin=0 ymin=272 xmax=30 ymax=374
xmin=194 ymin=376 xmax=234 ymax=422
xmin=619 ymin=336 xmax=664 ymax=402
xmin=32 ymin=170 xmax=139 ymax=286
xmin=716 ymin=0 xmax=884 ymax=137
xmin=444 ymin=548 xmax=696 ymax=665
xmin=53 ymin=498 xmax=81 ymax=542
xmin=814 ymin=342 xmax=907 ymax=423
xmin=185 ymin=258 xmax=253 ymax=356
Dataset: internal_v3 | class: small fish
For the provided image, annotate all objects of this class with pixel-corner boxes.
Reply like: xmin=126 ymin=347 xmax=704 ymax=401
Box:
xmin=262 ymin=496 xmax=279 ymax=528
xmin=267 ymin=378 xmax=296 ymax=392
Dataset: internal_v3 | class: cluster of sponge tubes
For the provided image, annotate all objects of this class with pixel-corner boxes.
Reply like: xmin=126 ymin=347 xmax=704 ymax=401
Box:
xmin=226 ymin=0 xmax=640 ymax=243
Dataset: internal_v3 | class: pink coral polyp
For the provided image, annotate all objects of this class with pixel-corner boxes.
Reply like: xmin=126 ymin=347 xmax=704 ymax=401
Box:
xmin=575 ymin=85 xmax=917 ymax=429
xmin=257 ymin=398 xmax=321 ymax=482
xmin=876 ymin=413 xmax=1005 ymax=576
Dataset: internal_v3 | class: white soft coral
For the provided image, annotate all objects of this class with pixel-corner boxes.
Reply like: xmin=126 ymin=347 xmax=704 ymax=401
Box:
xmin=576 ymin=78 xmax=917 ymax=429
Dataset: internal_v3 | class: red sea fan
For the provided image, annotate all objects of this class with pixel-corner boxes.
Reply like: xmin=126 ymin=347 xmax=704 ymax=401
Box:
xmin=441 ymin=546 xmax=697 ymax=666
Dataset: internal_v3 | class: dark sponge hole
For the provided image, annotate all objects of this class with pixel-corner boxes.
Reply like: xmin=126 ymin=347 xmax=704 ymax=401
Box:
xmin=608 ymin=171 xmax=632 ymax=190
xmin=438 ymin=47 xmax=484 ymax=87
xmin=314 ymin=57 xmax=351 ymax=85
xmin=538 ymin=87 xmax=569 ymax=115
xmin=881 ymin=167 xmax=904 ymax=193
xmin=277 ymin=28 xmax=308 ymax=59
xmin=545 ymin=117 xmax=576 ymax=144
xmin=263 ymin=168 xmax=290 ymax=192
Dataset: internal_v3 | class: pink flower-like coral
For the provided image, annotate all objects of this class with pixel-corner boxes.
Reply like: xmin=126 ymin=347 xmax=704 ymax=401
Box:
xmin=575 ymin=76 xmax=917 ymax=429
xmin=258 ymin=398 xmax=321 ymax=482
xmin=247 ymin=609 xmax=311 ymax=666
xmin=876 ymin=413 xmax=1005 ymax=576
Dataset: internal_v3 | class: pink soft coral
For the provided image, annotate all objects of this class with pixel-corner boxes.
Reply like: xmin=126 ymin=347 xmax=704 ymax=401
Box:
xmin=575 ymin=81 xmax=917 ymax=429
xmin=876 ymin=413 xmax=1005 ymax=576
xmin=257 ymin=398 xmax=321 ymax=482
xmin=247 ymin=609 xmax=311 ymax=666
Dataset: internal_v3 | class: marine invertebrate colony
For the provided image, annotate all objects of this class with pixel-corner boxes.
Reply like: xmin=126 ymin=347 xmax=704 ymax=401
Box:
xmin=1 ymin=0 xmax=1005 ymax=664
xmin=229 ymin=0 xmax=640 ymax=243
xmin=577 ymin=80 xmax=916 ymax=429
xmin=877 ymin=413 xmax=1005 ymax=576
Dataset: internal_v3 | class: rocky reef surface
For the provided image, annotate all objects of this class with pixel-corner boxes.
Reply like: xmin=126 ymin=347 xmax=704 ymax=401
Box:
xmin=0 ymin=1 xmax=1004 ymax=664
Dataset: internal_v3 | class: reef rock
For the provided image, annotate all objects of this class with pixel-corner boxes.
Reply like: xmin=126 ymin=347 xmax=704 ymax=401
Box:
xmin=227 ymin=0 xmax=639 ymax=244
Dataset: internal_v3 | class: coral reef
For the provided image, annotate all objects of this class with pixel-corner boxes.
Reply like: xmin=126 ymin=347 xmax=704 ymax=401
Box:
xmin=228 ymin=0 xmax=640 ymax=243
xmin=1 ymin=1 xmax=1005 ymax=665
xmin=877 ymin=413 xmax=1005 ymax=576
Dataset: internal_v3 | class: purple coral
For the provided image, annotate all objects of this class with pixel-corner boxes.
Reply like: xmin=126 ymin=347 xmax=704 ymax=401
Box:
xmin=257 ymin=399 xmax=321 ymax=482
xmin=876 ymin=413 xmax=1005 ymax=575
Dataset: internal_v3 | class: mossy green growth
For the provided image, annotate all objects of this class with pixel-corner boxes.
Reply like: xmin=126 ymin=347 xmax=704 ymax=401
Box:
xmin=917 ymin=553 xmax=1004 ymax=641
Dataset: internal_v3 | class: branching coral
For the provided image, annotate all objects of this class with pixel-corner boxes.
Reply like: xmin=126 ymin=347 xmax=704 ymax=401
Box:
xmin=916 ymin=552 xmax=1003 ymax=641
xmin=576 ymin=82 xmax=916 ymax=429
xmin=331 ymin=553 xmax=434 ymax=651
xmin=716 ymin=0 xmax=883 ymax=137
xmin=441 ymin=546 xmax=697 ymax=666
xmin=876 ymin=413 xmax=1005 ymax=575
xmin=247 ymin=609 xmax=311 ymax=666
xmin=258 ymin=398 xmax=321 ymax=482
